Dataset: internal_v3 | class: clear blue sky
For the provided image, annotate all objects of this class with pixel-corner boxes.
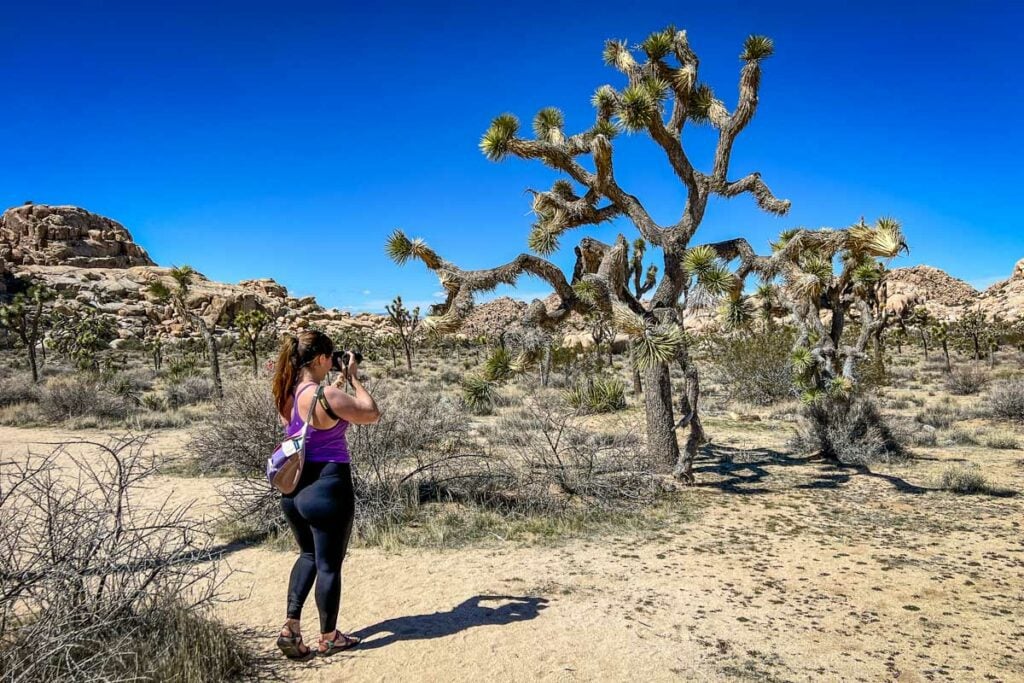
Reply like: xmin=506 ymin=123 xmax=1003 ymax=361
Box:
xmin=4 ymin=1 xmax=1022 ymax=312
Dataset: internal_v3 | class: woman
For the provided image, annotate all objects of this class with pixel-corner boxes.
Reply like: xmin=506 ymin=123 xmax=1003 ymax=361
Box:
xmin=270 ymin=330 xmax=380 ymax=659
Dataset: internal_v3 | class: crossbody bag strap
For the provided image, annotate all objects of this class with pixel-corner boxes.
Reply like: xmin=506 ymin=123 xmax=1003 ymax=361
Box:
xmin=298 ymin=385 xmax=323 ymax=442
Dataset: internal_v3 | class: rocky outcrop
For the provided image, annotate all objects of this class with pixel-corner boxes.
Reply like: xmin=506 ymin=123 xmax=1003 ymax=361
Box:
xmin=1 ymin=204 xmax=155 ymax=268
xmin=976 ymin=258 xmax=1024 ymax=320
xmin=885 ymin=265 xmax=979 ymax=319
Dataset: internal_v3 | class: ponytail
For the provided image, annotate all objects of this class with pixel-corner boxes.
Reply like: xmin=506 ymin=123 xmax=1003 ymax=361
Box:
xmin=271 ymin=330 xmax=335 ymax=416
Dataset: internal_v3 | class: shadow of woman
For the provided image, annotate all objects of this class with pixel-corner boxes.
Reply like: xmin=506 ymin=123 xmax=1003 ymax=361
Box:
xmin=350 ymin=595 xmax=549 ymax=651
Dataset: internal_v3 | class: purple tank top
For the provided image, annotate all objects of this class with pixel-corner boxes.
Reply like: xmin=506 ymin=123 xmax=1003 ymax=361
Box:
xmin=288 ymin=382 xmax=350 ymax=464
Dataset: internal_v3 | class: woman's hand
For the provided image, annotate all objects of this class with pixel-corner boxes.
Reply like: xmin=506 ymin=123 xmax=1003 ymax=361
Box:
xmin=344 ymin=351 xmax=360 ymax=384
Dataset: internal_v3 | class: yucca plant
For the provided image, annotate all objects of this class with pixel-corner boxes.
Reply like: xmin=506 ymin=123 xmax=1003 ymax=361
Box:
xmin=460 ymin=375 xmax=497 ymax=415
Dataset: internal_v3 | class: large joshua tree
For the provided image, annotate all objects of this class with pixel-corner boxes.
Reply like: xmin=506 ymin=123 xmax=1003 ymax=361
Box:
xmin=386 ymin=27 xmax=857 ymax=480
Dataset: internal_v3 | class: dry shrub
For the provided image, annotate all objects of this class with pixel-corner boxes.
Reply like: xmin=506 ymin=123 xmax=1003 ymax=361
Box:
xmin=988 ymin=379 xmax=1024 ymax=423
xmin=166 ymin=375 xmax=218 ymax=408
xmin=936 ymin=463 xmax=1014 ymax=496
xmin=945 ymin=365 xmax=989 ymax=395
xmin=706 ymin=328 xmax=796 ymax=405
xmin=0 ymin=435 xmax=255 ymax=682
xmin=0 ymin=372 xmax=40 ymax=407
xmin=40 ymin=374 xmax=132 ymax=422
xmin=792 ymin=395 xmax=905 ymax=465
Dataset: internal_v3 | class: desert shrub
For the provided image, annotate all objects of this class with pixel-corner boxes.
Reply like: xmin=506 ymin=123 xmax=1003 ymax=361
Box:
xmin=943 ymin=426 xmax=980 ymax=446
xmin=564 ymin=376 xmax=626 ymax=414
xmin=706 ymin=328 xmax=795 ymax=405
xmin=988 ymin=379 xmax=1024 ymax=423
xmin=40 ymin=374 xmax=131 ymax=422
xmin=983 ymin=431 xmax=1020 ymax=450
xmin=0 ymin=436 xmax=256 ymax=681
xmin=945 ymin=365 xmax=989 ymax=395
xmin=166 ymin=375 xmax=217 ymax=408
xmin=0 ymin=372 xmax=40 ymax=407
xmin=140 ymin=392 xmax=169 ymax=412
xmin=461 ymin=375 xmax=496 ymax=415
xmin=349 ymin=382 xmax=472 ymax=537
xmin=439 ymin=369 xmax=462 ymax=384
xmin=792 ymin=396 xmax=905 ymax=465
xmin=937 ymin=464 xmax=992 ymax=494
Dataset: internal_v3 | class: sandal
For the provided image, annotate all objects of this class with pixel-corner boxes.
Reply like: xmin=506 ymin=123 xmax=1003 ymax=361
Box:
xmin=318 ymin=630 xmax=361 ymax=657
xmin=277 ymin=623 xmax=314 ymax=661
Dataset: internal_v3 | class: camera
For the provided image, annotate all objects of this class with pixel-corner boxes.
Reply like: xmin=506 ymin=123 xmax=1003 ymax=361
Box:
xmin=330 ymin=350 xmax=363 ymax=372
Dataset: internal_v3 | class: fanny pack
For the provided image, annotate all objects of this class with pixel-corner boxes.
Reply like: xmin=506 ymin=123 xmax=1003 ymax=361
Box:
xmin=266 ymin=384 xmax=322 ymax=494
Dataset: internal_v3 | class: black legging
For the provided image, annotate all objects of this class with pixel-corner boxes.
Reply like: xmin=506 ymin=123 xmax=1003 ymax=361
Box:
xmin=281 ymin=461 xmax=354 ymax=634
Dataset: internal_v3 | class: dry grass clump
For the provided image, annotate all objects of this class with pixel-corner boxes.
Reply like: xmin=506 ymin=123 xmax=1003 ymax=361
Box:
xmin=166 ymin=375 xmax=218 ymax=408
xmin=982 ymin=430 xmax=1020 ymax=450
xmin=0 ymin=371 xmax=41 ymax=407
xmin=0 ymin=435 xmax=256 ymax=682
xmin=945 ymin=364 xmax=989 ymax=395
xmin=936 ymin=463 xmax=1014 ymax=496
xmin=988 ymin=379 xmax=1024 ymax=423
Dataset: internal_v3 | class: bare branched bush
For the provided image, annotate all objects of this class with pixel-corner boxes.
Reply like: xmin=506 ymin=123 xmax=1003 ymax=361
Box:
xmin=705 ymin=328 xmax=796 ymax=405
xmin=988 ymin=379 xmax=1024 ymax=423
xmin=191 ymin=380 xmax=289 ymax=538
xmin=945 ymin=364 xmax=989 ymax=395
xmin=484 ymin=395 xmax=661 ymax=513
xmin=792 ymin=396 xmax=905 ymax=465
xmin=0 ymin=435 xmax=255 ymax=682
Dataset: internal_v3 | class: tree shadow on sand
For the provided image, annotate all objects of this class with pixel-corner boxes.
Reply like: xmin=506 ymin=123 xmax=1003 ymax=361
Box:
xmin=693 ymin=444 xmax=935 ymax=495
xmin=349 ymin=595 xmax=549 ymax=651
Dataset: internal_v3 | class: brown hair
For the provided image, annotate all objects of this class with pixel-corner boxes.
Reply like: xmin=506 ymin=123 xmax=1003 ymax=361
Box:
xmin=271 ymin=330 xmax=334 ymax=416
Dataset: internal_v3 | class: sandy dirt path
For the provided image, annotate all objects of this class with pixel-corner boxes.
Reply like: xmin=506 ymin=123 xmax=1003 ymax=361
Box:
xmin=3 ymin=424 xmax=1022 ymax=681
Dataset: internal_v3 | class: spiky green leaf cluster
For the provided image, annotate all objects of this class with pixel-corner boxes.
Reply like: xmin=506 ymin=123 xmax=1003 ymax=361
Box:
xmin=533 ymin=107 xmax=564 ymax=143
xmin=591 ymin=85 xmax=618 ymax=120
xmin=641 ymin=29 xmax=674 ymax=60
xmin=572 ymin=279 xmax=600 ymax=305
xmin=632 ymin=322 xmax=685 ymax=370
xmin=771 ymin=228 xmax=801 ymax=252
xmin=527 ymin=223 xmax=560 ymax=255
xmin=602 ymin=39 xmax=635 ymax=70
xmin=461 ymin=374 xmax=496 ymax=415
xmin=740 ymin=35 xmax=774 ymax=61
xmin=687 ymin=84 xmax=715 ymax=124
xmin=590 ymin=119 xmax=620 ymax=140
xmin=385 ymin=229 xmax=414 ymax=265
xmin=480 ymin=113 xmax=520 ymax=161
xmin=791 ymin=347 xmax=814 ymax=375
xmin=683 ymin=245 xmax=735 ymax=295
xmin=146 ymin=280 xmax=171 ymax=302
xmin=483 ymin=346 xmax=514 ymax=381
xmin=719 ymin=296 xmax=754 ymax=330
xmin=849 ymin=217 xmax=907 ymax=258
xmin=618 ymin=83 xmax=657 ymax=131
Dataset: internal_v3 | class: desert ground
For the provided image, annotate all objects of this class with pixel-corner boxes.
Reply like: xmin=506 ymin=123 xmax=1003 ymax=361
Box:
xmin=3 ymin=357 xmax=1021 ymax=682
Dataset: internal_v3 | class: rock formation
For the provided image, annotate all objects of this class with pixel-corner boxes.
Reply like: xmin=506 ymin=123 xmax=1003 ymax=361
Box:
xmin=1 ymin=204 xmax=155 ymax=268
xmin=975 ymin=258 xmax=1024 ymax=320
xmin=885 ymin=265 xmax=979 ymax=320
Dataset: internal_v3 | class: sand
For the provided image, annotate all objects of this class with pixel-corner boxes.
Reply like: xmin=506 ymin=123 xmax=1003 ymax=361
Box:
xmin=2 ymin=420 xmax=1021 ymax=682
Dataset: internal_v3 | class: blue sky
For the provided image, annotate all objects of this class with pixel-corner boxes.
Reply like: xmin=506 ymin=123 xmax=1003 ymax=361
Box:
xmin=3 ymin=1 xmax=1022 ymax=311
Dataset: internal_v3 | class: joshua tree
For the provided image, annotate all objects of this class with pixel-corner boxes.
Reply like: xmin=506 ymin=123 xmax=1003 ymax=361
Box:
xmin=234 ymin=308 xmax=272 ymax=376
xmin=47 ymin=306 xmax=116 ymax=371
xmin=764 ymin=218 xmax=907 ymax=401
xmin=385 ymin=296 xmax=420 ymax=371
xmin=388 ymin=27 xmax=794 ymax=481
xmin=147 ymin=266 xmax=223 ymax=398
xmin=906 ymin=306 xmax=933 ymax=360
xmin=0 ymin=284 xmax=53 ymax=382
xmin=930 ymin=319 xmax=953 ymax=373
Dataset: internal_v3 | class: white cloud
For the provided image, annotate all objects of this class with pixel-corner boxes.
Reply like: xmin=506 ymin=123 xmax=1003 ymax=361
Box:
xmin=362 ymin=289 xmax=371 ymax=295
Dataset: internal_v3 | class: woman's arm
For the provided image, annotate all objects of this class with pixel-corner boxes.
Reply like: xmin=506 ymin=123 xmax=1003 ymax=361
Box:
xmin=324 ymin=372 xmax=380 ymax=425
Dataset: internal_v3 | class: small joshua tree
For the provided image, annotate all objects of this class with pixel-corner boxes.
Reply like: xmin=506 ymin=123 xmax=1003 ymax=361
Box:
xmin=234 ymin=308 xmax=272 ymax=376
xmin=385 ymin=296 xmax=420 ymax=371
xmin=147 ymin=266 xmax=223 ymax=398
xmin=47 ymin=305 xmax=116 ymax=371
xmin=0 ymin=284 xmax=53 ymax=382
xmin=388 ymin=26 xmax=794 ymax=481
xmin=627 ymin=238 xmax=657 ymax=394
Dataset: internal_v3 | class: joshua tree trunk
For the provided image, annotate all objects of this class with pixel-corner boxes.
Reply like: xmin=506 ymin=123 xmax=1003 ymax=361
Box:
xmin=27 ymin=339 xmax=39 ymax=383
xmin=641 ymin=363 xmax=679 ymax=470
xmin=942 ymin=339 xmax=952 ymax=373
xmin=195 ymin=318 xmax=223 ymax=398
xmin=403 ymin=342 xmax=413 ymax=372
xmin=920 ymin=330 xmax=929 ymax=359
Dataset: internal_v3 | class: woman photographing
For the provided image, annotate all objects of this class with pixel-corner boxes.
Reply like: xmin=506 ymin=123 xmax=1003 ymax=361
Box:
xmin=270 ymin=330 xmax=380 ymax=659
